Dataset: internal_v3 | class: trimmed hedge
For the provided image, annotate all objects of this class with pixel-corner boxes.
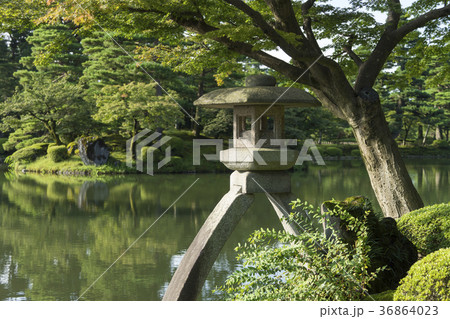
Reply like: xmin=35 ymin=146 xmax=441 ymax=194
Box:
xmin=397 ymin=203 xmax=450 ymax=256
xmin=351 ymin=149 xmax=361 ymax=157
xmin=47 ymin=145 xmax=69 ymax=163
xmin=431 ymin=139 xmax=449 ymax=149
xmin=324 ymin=146 xmax=343 ymax=157
xmin=8 ymin=143 xmax=49 ymax=163
xmin=394 ymin=248 xmax=450 ymax=301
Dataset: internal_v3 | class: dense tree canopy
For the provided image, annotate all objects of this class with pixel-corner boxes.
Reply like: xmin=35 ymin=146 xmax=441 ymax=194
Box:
xmin=0 ymin=0 xmax=449 ymax=218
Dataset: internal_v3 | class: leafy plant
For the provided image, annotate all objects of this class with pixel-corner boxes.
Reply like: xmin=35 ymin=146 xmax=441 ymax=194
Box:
xmin=394 ymin=248 xmax=450 ymax=301
xmin=219 ymin=200 xmax=383 ymax=301
xmin=47 ymin=145 xmax=69 ymax=163
xmin=397 ymin=203 xmax=450 ymax=256
xmin=7 ymin=143 xmax=49 ymax=164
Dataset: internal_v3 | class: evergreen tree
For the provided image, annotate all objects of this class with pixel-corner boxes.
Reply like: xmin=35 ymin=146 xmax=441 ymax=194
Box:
xmin=0 ymin=75 xmax=92 ymax=145
xmin=14 ymin=24 xmax=86 ymax=85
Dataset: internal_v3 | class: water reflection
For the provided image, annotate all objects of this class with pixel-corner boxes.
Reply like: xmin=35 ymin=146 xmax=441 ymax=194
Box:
xmin=0 ymin=159 xmax=449 ymax=300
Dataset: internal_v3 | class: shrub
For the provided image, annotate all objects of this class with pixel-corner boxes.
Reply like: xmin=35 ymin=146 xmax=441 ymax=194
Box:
xmin=220 ymin=200 xmax=383 ymax=301
xmin=394 ymin=248 xmax=450 ymax=301
xmin=160 ymin=136 xmax=185 ymax=156
xmin=397 ymin=203 xmax=450 ymax=256
xmin=47 ymin=145 xmax=69 ymax=163
xmin=324 ymin=146 xmax=343 ymax=157
xmin=8 ymin=143 xmax=49 ymax=163
xmin=140 ymin=146 xmax=163 ymax=163
xmin=323 ymin=196 xmax=417 ymax=293
xmin=0 ymin=137 xmax=7 ymax=154
xmin=363 ymin=290 xmax=395 ymax=301
xmin=15 ymin=137 xmax=46 ymax=150
xmin=431 ymin=139 xmax=449 ymax=149
xmin=351 ymin=149 xmax=361 ymax=157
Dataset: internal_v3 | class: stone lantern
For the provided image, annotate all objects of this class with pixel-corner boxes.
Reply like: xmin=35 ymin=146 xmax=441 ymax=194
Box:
xmin=163 ymin=75 xmax=320 ymax=301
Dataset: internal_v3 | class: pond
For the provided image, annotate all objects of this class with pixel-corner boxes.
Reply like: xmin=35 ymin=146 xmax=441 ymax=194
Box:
xmin=0 ymin=159 xmax=449 ymax=300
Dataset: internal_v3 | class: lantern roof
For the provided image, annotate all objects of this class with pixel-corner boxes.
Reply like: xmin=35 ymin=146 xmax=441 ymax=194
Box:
xmin=194 ymin=75 xmax=321 ymax=108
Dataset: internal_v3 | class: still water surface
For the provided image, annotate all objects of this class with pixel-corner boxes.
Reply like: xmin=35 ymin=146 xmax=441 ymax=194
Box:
xmin=0 ymin=159 xmax=449 ymax=300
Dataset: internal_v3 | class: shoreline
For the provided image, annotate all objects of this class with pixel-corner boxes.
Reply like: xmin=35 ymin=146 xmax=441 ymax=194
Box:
xmin=2 ymin=154 xmax=449 ymax=177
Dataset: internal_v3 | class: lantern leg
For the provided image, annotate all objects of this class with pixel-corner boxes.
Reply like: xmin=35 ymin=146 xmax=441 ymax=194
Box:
xmin=266 ymin=192 xmax=300 ymax=236
xmin=163 ymin=186 xmax=254 ymax=301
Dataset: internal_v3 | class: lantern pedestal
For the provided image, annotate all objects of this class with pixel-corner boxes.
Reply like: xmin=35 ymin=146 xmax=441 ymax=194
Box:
xmin=162 ymin=173 xmax=298 ymax=301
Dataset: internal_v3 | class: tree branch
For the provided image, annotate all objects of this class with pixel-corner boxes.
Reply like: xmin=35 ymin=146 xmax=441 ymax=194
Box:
xmin=385 ymin=0 xmax=402 ymax=32
xmin=342 ymin=35 xmax=363 ymax=67
xmin=301 ymin=0 xmax=321 ymax=54
xmin=263 ymin=0 xmax=303 ymax=36
xmin=168 ymin=11 xmax=317 ymax=87
xmin=356 ymin=4 xmax=450 ymax=91
xmin=222 ymin=0 xmax=307 ymax=61
xmin=342 ymin=45 xmax=363 ymax=67
xmin=394 ymin=4 xmax=450 ymax=39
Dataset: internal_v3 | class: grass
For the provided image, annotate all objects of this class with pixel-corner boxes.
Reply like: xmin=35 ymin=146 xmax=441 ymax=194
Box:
xmin=19 ymin=151 xmax=135 ymax=176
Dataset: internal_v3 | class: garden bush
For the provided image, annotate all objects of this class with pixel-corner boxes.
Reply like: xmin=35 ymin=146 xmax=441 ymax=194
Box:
xmin=0 ymin=137 xmax=7 ymax=154
xmin=397 ymin=203 xmax=450 ymax=256
xmin=431 ymin=139 xmax=449 ymax=149
xmin=324 ymin=146 xmax=343 ymax=157
xmin=140 ymin=146 xmax=163 ymax=163
xmin=351 ymin=149 xmax=361 ymax=157
xmin=394 ymin=248 xmax=450 ymax=301
xmin=322 ymin=196 xmax=417 ymax=294
xmin=220 ymin=199 xmax=384 ymax=301
xmin=8 ymin=143 xmax=49 ymax=163
xmin=160 ymin=136 xmax=185 ymax=156
xmin=47 ymin=145 xmax=69 ymax=163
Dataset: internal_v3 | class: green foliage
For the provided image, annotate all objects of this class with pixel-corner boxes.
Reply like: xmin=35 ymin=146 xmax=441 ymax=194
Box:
xmin=202 ymin=109 xmax=233 ymax=138
xmin=397 ymin=203 xmax=450 ymax=256
xmin=8 ymin=143 xmax=49 ymax=163
xmin=47 ymin=145 xmax=69 ymax=163
xmin=94 ymin=82 xmax=183 ymax=138
xmin=161 ymin=136 xmax=185 ymax=157
xmin=363 ymin=290 xmax=395 ymax=301
xmin=394 ymin=248 xmax=450 ymax=301
xmin=323 ymin=196 xmax=418 ymax=293
xmin=15 ymin=24 xmax=86 ymax=85
xmin=0 ymin=137 xmax=7 ymax=154
xmin=140 ymin=146 xmax=162 ymax=163
xmin=1 ymin=75 xmax=94 ymax=145
xmin=67 ymin=141 xmax=78 ymax=156
xmin=431 ymin=139 xmax=449 ymax=149
xmin=220 ymin=200 xmax=382 ymax=301
xmin=324 ymin=147 xmax=343 ymax=157
xmin=351 ymin=149 xmax=361 ymax=157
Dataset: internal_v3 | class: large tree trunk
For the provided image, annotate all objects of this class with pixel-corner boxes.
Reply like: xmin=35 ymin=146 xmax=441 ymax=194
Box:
xmin=351 ymin=96 xmax=424 ymax=218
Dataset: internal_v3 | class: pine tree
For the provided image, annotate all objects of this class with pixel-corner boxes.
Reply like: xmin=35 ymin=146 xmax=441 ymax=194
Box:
xmin=14 ymin=24 xmax=86 ymax=85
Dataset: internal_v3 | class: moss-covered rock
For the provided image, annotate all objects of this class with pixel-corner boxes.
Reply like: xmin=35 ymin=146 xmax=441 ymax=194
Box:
xmin=397 ymin=203 xmax=450 ymax=257
xmin=322 ymin=196 xmax=418 ymax=294
xmin=78 ymin=136 xmax=110 ymax=166
xmin=47 ymin=145 xmax=69 ymax=163
xmin=394 ymin=248 xmax=450 ymax=301
xmin=67 ymin=141 xmax=78 ymax=156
